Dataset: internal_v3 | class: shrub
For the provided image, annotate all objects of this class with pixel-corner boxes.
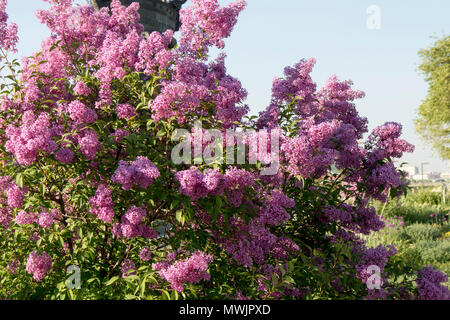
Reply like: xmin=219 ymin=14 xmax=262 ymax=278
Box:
xmin=415 ymin=240 xmax=450 ymax=265
xmin=399 ymin=224 xmax=442 ymax=242
xmin=404 ymin=189 xmax=449 ymax=206
xmin=379 ymin=202 xmax=444 ymax=225
xmin=0 ymin=0 xmax=445 ymax=300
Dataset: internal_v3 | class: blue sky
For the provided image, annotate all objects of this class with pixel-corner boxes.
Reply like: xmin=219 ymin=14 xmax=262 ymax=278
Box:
xmin=5 ymin=0 xmax=450 ymax=172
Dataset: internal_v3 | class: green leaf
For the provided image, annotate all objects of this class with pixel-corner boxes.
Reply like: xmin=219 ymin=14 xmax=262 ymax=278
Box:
xmin=176 ymin=210 xmax=185 ymax=225
xmin=105 ymin=276 xmax=120 ymax=286
xmin=15 ymin=173 xmax=24 ymax=188
xmin=161 ymin=290 xmax=171 ymax=300
xmin=156 ymin=129 xmax=166 ymax=137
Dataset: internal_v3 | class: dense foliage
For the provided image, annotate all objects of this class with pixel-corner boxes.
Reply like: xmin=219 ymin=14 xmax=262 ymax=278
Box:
xmin=0 ymin=0 xmax=448 ymax=300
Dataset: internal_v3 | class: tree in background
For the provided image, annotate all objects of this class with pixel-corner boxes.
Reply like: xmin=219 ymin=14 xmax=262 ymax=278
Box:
xmin=415 ymin=35 xmax=450 ymax=159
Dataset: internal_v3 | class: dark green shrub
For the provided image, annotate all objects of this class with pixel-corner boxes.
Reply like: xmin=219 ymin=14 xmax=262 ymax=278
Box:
xmin=399 ymin=224 xmax=442 ymax=242
xmin=415 ymin=239 xmax=450 ymax=264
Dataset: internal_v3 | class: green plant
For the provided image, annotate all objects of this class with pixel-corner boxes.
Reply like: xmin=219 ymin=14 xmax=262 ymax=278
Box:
xmin=398 ymin=224 xmax=442 ymax=242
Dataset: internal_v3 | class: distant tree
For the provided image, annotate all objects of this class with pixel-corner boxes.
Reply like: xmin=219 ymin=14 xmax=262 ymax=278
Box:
xmin=415 ymin=35 xmax=450 ymax=159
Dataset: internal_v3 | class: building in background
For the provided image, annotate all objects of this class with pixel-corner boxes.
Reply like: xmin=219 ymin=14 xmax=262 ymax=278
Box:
xmin=402 ymin=165 xmax=419 ymax=178
xmin=412 ymin=173 xmax=429 ymax=181
xmin=440 ymin=172 xmax=450 ymax=180
xmin=89 ymin=0 xmax=187 ymax=35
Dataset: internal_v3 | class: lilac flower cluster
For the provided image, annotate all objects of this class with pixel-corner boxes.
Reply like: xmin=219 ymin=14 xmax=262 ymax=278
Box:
xmin=136 ymin=29 xmax=174 ymax=75
xmin=260 ymin=59 xmax=370 ymax=180
xmin=25 ymin=251 xmax=52 ymax=282
xmin=153 ymin=251 xmax=213 ymax=292
xmin=5 ymin=182 xmax=26 ymax=208
xmin=224 ymin=167 xmax=256 ymax=207
xmin=150 ymin=54 xmax=248 ymax=127
xmin=110 ymin=129 xmax=129 ymax=143
xmin=112 ymin=156 xmax=160 ymax=190
xmin=79 ymin=129 xmax=101 ymax=161
xmin=67 ymin=100 xmax=98 ymax=125
xmin=5 ymin=111 xmax=59 ymax=166
xmin=218 ymin=189 xmax=296 ymax=267
xmin=0 ymin=207 xmax=12 ymax=229
xmin=322 ymin=201 xmax=385 ymax=236
xmin=8 ymin=258 xmax=20 ymax=274
xmin=88 ymin=184 xmax=115 ymax=223
xmin=416 ymin=266 xmax=450 ymax=300
xmin=179 ymin=0 xmax=246 ymax=54
xmin=271 ymin=58 xmax=317 ymax=112
xmin=73 ymin=81 xmax=91 ymax=96
xmin=140 ymin=247 xmax=152 ymax=262
xmin=116 ymin=103 xmax=137 ymax=120
xmin=121 ymin=259 xmax=136 ymax=278
xmin=15 ymin=210 xmax=37 ymax=226
xmin=0 ymin=0 xmax=18 ymax=53
xmin=175 ymin=167 xmax=255 ymax=205
xmin=0 ymin=177 xmax=14 ymax=228
xmin=54 ymin=147 xmax=74 ymax=163
xmin=369 ymin=122 xmax=415 ymax=158
xmin=37 ymin=210 xmax=55 ymax=229
xmin=112 ymin=206 xmax=157 ymax=239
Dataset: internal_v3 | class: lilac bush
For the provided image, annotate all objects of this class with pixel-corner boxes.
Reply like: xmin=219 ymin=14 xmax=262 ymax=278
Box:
xmin=0 ymin=0 xmax=447 ymax=300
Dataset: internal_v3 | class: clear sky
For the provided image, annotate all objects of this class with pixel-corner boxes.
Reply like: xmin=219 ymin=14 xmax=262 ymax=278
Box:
xmin=5 ymin=0 xmax=450 ymax=173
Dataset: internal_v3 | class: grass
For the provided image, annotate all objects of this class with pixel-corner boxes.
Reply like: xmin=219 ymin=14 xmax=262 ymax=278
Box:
xmin=366 ymin=188 xmax=450 ymax=288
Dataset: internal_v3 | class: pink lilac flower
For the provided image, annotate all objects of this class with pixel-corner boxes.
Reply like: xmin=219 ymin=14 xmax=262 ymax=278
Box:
xmin=258 ymin=189 xmax=295 ymax=226
xmin=5 ymin=111 xmax=58 ymax=166
xmin=119 ymin=223 xmax=140 ymax=238
xmin=271 ymin=58 xmax=317 ymax=110
xmin=88 ymin=184 xmax=115 ymax=223
xmin=354 ymin=244 xmax=397 ymax=288
xmin=54 ymin=147 xmax=74 ymax=163
xmin=140 ymin=247 xmax=152 ymax=262
xmin=6 ymin=183 xmax=26 ymax=208
xmin=203 ymin=168 xmax=227 ymax=196
xmin=175 ymin=167 xmax=209 ymax=200
xmin=0 ymin=207 xmax=12 ymax=229
xmin=15 ymin=210 xmax=36 ymax=226
xmin=30 ymin=232 xmax=40 ymax=242
xmin=79 ymin=129 xmax=101 ymax=160
xmin=73 ymin=81 xmax=91 ymax=96
xmin=123 ymin=206 xmax=146 ymax=225
xmin=121 ymin=259 xmax=136 ymax=278
xmin=116 ymin=103 xmax=137 ymax=120
xmin=224 ymin=167 xmax=255 ymax=207
xmin=154 ymin=251 xmax=213 ymax=292
xmin=112 ymin=156 xmax=160 ymax=190
xmin=217 ymin=189 xmax=295 ymax=268
xmin=135 ymin=29 xmax=175 ymax=75
xmin=8 ymin=258 xmax=20 ymax=274
xmin=67 ymin=100 xmax=97 ymax=124
xmin=113 ymin=206 xmax=157 ymax=239
xmin=0 ymin=0 xmax=18 ymax=53
xmin=25 ymin=251 xmax=52 ymax=282
xmin=150 ymin=49 xmax=248 ymax=126
xmin=416 ymin=266 xmax=450 ymax=300
xmin=110 ymin=129 xmax=129 ymax=142
xmin=37 ymin=210 xmax=54 ymax=229
xmin=179 ymin=0 xmax=247 ymax=55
